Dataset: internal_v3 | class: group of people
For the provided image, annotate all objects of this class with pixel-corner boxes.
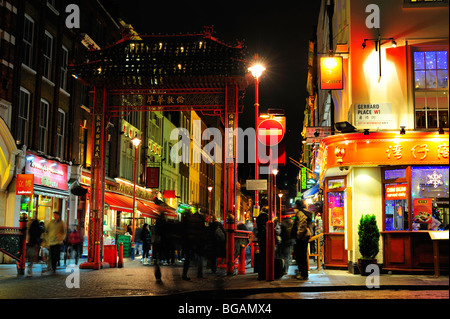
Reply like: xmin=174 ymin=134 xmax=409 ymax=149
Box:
xmin=135 ymin=211 xmax=227 ymax=282
xmin=254 ymin=199 xmax=313 ymax=280
xmin=26 ymin=211 xmax=83 ymax=276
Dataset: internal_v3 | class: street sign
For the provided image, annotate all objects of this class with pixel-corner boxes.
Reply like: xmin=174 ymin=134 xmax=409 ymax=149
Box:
xmin=16 ymin=174 xmax=34 ymax=195
xmin=257 ymin=118 xmax=285 ymax=146
xmin=247 ymin=179 xmax=268 ymax=191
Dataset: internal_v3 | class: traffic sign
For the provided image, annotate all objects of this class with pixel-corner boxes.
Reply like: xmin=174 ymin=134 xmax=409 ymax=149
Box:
xmin=257 ymin=118 xmax=286 ymax=146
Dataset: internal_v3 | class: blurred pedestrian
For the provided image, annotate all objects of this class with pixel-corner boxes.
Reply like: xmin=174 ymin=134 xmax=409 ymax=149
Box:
xmin=45 ymin=211 xmax=67 ymax=273
xmin=140 ymin=223 xmax=151 ymax=265
xmin=206 ymin=217 xmax=226 ymax=273
xmin=254 ymin=207 xmax=268 ymax=280
xmin=153 ymin=212 xmax=167 ymax=282
xmin=26 ymin=219 xmax=43 ymax=277
xmin=292 ymin=200 xmax=312 ymax=280
xmin=182 ymin=210 xmax=206 ymax=280
xmin=68 ymin=228 xmax=82 ymax=265
xmin=277 ymin=215 xmax=295 ymax=275
xmin=134 ymin=225 xmax=143 ymax=258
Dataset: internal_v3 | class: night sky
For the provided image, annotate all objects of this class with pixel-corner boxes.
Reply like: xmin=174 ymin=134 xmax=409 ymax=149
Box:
xmin=101 ymin=0 xmax=321 ymax=192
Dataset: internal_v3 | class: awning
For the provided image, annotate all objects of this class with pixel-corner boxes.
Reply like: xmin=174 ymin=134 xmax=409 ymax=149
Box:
xmin=302 ymin=184 xmax=319 ymax=198
xmin=104 ymin=191 xmax=159 ymax=219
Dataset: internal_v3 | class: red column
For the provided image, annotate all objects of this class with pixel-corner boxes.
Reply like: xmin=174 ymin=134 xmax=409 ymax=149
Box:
xmin=17 ymin=213 xmax=28 ymax=276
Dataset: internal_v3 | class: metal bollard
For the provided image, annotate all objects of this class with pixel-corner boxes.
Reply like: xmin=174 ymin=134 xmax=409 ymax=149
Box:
xmin=238 ymin=244 xmax=246 ymax=275
xmin=118 ymin=242 xmax=124 ymax=268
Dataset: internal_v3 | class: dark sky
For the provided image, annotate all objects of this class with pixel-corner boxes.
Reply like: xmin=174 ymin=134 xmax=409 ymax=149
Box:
xmin=101 ymin=0 xmax=321 ymax=190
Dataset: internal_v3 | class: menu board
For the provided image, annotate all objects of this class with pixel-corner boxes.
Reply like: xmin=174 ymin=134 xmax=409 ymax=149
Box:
xmin=413 ymin=198 xmax=432 ymax=224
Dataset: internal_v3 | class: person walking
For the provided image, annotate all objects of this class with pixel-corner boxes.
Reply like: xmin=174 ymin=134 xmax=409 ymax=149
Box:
xmin=292 ymin=200 xmax=313 ymax=280
xmin=68 ymin=228 xmax=82 ymax=265
xmin=206 ymin=217 xmax=226 ymax=274
xmin=140 ymin=223 xmax=151 ymax=265
xmin=26 ymin=219 xmax=43 ymax=276
xmin=153 ymin=212 xmax=167 ymax=282
xmin=45 ymin=211 xmax=67 ymax=273
xmin=254 ymin=207 xmax=268 ymax=280
xmin=277 ymin=215 xmax=295 ymax=275
xmin=181 ymin=210 xmax=206 ymax=280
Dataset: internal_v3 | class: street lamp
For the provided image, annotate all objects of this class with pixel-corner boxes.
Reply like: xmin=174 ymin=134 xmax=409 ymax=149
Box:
xmin=248 ymin=63 xmax=265 ymax=217
xmin=278 ymin=193 xmax=283 ymax=221
xmin=272 ymin=169 xmax=279 ymax=220
xmin=208 ymin=186 xmax=213 ymax=221
xmin=131 ymin=134 xmax=141 ymax=248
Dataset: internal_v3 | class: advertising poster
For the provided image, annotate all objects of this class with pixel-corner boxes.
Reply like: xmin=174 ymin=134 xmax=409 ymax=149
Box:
xmin=413 ymin=198 xmax=432 ymax=224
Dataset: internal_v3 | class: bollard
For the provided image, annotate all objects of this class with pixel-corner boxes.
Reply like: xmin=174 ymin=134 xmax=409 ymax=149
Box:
xmin=238 ymin=244 xmax=246 ymax=274
xmin=251 ymin=241 xmax=255 ymax=268
xmin=17 ymin=213 xmax=28 ymax=276
xmin=254 ymin=243 xmax=259 ymax=273
xmin=118 ymin=242 xmax=124 ymax=268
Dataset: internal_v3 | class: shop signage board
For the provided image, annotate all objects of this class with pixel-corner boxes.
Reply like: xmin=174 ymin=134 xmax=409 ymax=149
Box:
xmin=320 ymin=56 xmax=343 ymax=90
xmin=16 ymin=174 xmax=34 ymax=195
xmin=246 ymin=179 xmax=267 ymax=191
xmin=354 ymin=103 xmax=393 ymax=128
xmin=306 ymin=126 xmax=331 ymax=144
xmin=429 ymin=231 xmax=449 ymax=240
xmin=386 ymin=183 xmax=408 ymax=200
xmin=25 ymin=152 xmax=68 ymax=191
xmin=317 ymin=132 xmax=449 ymax=183
xmin=146 ymin=167 xmax=160 ymax=188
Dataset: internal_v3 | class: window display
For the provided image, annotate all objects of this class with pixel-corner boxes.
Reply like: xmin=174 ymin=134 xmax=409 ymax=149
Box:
xmin=328 ymin=191 xmax=345 ymax=232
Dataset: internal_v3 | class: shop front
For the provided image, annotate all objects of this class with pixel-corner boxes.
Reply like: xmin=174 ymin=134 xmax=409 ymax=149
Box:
xmin=318 ymin=132 xmax=449 ymax=272
xmin=22 ymin=152 xmax=71 ymax=226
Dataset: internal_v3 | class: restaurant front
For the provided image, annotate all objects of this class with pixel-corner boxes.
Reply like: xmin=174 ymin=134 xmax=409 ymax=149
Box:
xmin=317 ymin=131 xmax=449 ymax=273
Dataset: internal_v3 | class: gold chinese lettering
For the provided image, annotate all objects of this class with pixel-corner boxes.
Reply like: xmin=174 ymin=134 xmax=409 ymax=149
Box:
xmin=411 ymin=144 xmax=429 ymax=160
xmin=147 ymin=95 xmax=155 ymax=105
xmin=157 ymin=95 xmax=164 ymax=105
xmin=167 ymin=96 xmax=175 ymax=104
xmin=438 ymin=143 xmax=449 ymax=160
xmin=386 ymin=143 xmax=403 ymax=160
xmin=176 ymin=96 xmax=185 ymax=104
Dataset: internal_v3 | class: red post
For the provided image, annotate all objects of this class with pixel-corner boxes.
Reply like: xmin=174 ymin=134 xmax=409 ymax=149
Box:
xmin=225 ymin=215 xmax=235 ymax=275
xmin=266 ymin=166 xmax=274 ymax=281
xmin=251 ymin=241 xmax=255 ymax=268
xmin=118 ymin=242 xmax=124 ymax=268
xmin=17 ymin=213 xmax=28 ymax=276
xmin=238 ymin=244 xmax=246 ymax=274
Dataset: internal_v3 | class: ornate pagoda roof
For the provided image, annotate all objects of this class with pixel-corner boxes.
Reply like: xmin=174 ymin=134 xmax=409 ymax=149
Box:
xmin=69 ymin=28 xmax=251 ymax=90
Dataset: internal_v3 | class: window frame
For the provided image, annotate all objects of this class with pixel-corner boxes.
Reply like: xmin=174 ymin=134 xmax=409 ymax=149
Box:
xmin=22 ymin=14 xmax=34 ymax=69
xmin=38 ymin=99 xmax=50 ymax=153
xmin=43 ymin=31 xmax=53 ymax=81
xmin=56 ymin=109 xmax=65 ymax=159
xmin=17 ymin=87 xmax=31 ymax=145
xmin=60 ymin=46 xmax=69 ymax=91
xmin=411 ymin=46 xmax=449 ymax=130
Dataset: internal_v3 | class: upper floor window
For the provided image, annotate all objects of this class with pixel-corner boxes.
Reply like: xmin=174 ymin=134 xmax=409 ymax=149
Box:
xmin=38 ymin=99 xmax=49 ymax=153
xmin=60 ymin=46 xmax=69 ymax=91
xmin=17 ymin=88 xmax=30 ymax=145
xmin=56 ymin=109 xmax=65 ymax=159
xmin=22 ymin=15 xmax=34 ymax=68
xmin=43 ymin=31 xmax=53 ymax=81
xmin=413 ymin=49 xmax=449 ymax=129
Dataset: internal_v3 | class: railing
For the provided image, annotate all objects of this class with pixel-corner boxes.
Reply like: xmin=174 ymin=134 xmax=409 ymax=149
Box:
xmin=307 ymin=233 xmax=324 ymax=270
xmin=0 ymin=215 xmax=28 ymax=275
xmin=217 ymin=229 xmax=254 ymax=274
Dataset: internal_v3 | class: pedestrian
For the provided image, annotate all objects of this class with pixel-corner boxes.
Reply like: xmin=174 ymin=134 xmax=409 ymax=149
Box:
xmin=182 ymin=210 xmax=206 ymax=280
xmin=153 ymin=212 xmax=167 ymax=282
xmin=45 ymin=211 xmax=67 ymax=273
xmin=254 ymin=206 xmax=268 ymax=280
xmin=68 ymin=228 xmax=82 ymax=265
xmin=292 ymin=200 xmax=313 ymax=280
xmin=140 ymin=223 xmax=151 ymax=265
xmin=277 ymin=215 xmax=295 ymax=275
xmin=206 ymin=217 xmax=226 ymax=273
xmin=26 ymin=219 xmax=43 ymax=277
xmin=134 ymin=225 xmax=143 ymax=258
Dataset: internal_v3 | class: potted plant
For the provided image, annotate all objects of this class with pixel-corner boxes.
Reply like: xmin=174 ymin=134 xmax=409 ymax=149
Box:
xmin=357 ymin=214 xmax=380 ymax=276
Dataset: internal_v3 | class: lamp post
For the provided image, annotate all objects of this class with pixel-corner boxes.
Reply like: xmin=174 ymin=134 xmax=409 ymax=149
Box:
xmin=208 ymin=186 xmax=213 ymax=222
xmin=272 ymin=169 xmax=279 ymax=221
xmin=278 ymin=193 xmax=283 ymax=221
xmin=248 ymin=63 xmax=265 ymax=218
xmin=131 ymin=134 xmax=142 ymax=249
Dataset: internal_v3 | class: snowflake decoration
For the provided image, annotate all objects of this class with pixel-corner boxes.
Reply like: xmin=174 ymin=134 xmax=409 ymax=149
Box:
xmin=427 ymin=171 xmax=443 ymax=188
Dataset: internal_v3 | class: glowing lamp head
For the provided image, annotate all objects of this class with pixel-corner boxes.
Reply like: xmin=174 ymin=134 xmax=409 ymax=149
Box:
xmin=131 ymin=135 xmax=142 ymax=148
xmin=248 ymin=64 xmax=266 ymax=80
xmin=322 ymin=57 xmax=338 ymax=70
xmin=208 ymin=186 xmax=213 ymax=192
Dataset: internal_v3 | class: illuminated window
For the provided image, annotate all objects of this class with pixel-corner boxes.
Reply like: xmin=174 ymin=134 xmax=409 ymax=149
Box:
xmin=413 ymin=49 xmax=449 ymax=129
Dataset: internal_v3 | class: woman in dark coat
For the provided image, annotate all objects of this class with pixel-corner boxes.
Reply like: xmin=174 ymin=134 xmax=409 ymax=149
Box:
xmin=140 ymin=224 xmax=151 ymax=265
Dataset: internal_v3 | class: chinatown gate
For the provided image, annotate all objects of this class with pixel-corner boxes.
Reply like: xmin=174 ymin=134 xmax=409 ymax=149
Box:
xmin=70 ymin=29 xmax=251 ymax=273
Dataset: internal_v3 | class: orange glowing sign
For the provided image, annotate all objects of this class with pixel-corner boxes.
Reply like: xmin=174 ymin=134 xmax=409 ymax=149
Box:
xmin=320 ymin=56 xmax=343 ymax=90
xmin=16 ymin=174 xmax=34 ymax=195
xmin=386 ymin=184 xmax=408 ymax=200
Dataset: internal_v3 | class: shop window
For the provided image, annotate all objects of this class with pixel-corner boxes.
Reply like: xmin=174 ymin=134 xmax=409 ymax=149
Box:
xmin=328 ymin=179 xmax=345 ymax=189
xmin=413 ymin=50 xmax=449 ymax=129
xmin=411 ymin=166 xmax=449 ymax=230
xmin=385 ymin=183 xmax=409 ymax=231
xmin=328 ymin=191 xmax=345 ymax=232
xmin=384 ymin=168 xmax=406 ymax=180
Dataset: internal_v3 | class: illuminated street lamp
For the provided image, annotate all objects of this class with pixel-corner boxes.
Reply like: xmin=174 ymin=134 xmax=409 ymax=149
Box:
xmin=208 ymin=186 xmax=213 ymax=221
xmin=131 ymin=134 xmax=142 ymax=247
xmin=248 ymin=63 xmax=266 ymax=216
xmin=272 ymin=169 xmax=279 ymax=220
xmin=278 ymin=193 xmax=283 ymax=221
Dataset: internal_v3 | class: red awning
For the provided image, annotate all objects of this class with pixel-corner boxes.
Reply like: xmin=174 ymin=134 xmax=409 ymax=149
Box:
xmin=139 ymin=200 xmax=178 ymax=219
xmin=104 ymin=191 xmax=159 ymax=219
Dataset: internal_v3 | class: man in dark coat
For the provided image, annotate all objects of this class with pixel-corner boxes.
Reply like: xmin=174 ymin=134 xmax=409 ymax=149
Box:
xmin=182 ymin=210 xmax=206 ymax=280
